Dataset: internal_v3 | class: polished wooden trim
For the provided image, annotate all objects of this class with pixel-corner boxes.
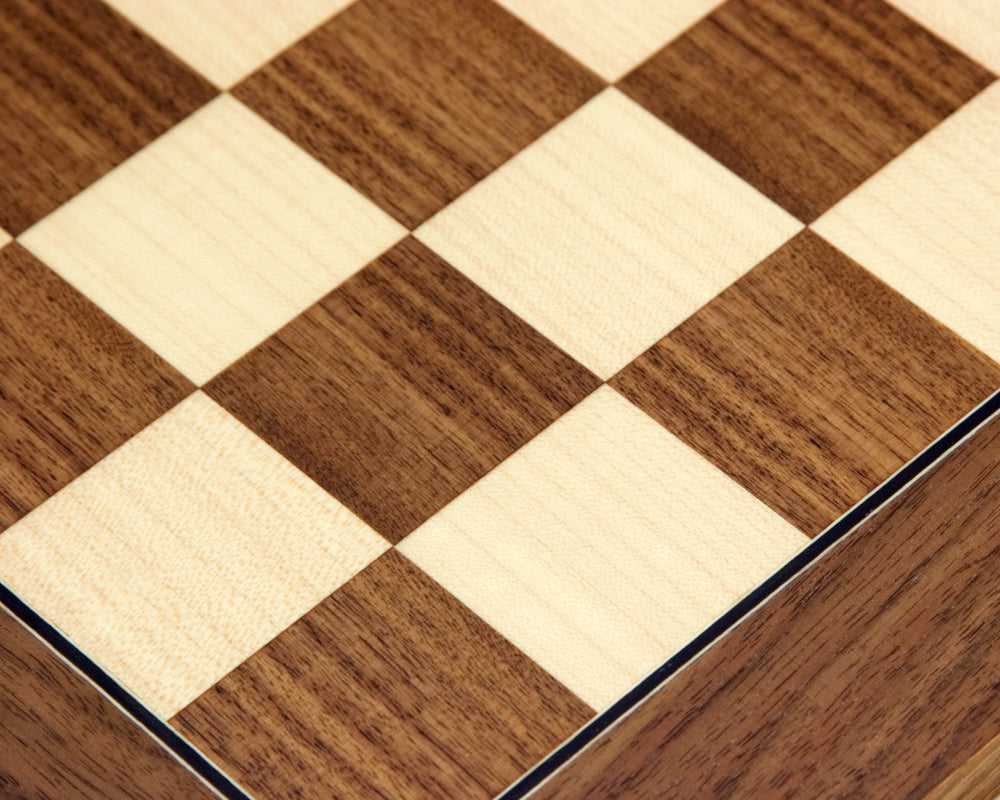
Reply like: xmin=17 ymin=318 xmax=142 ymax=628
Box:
xmin=531 ymin=410 xmax=1000 ymax=798
xmin=0 ymin=604 xmax=216 ymax=799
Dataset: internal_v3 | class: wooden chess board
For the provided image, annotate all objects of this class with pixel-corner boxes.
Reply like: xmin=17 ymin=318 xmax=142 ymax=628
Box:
xmin=1 ymin=1 xmax=1000 ymax=798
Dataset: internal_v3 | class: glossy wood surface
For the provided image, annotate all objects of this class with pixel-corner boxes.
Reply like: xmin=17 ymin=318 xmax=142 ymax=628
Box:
xmin=0 ymin=0 xmax=215 ymax=234
xmin=0 ymin=393 xmax=389 ymax=718
xmin=612 ymin=230 xmax=1000 ymax=536
xmin=20 ymin=94 xmax=406 ymax=385
xmin=0 ymin=243 xmax=193 ymax=532
xmin=1 ymin=1 xmax=1000 ymax=797
xmin=921 ymin=729 xmax=1000 ymax=800
xmin=531 ymin=411 xmax=1000 ymax=799
xmin=814 ymin=82 xmax=1000 ymax=366
xmin=172 ymin=550 xmax=593 ymax=800
xmin=207 ymin=237 xmax=600 ymax=542
xmin=0 ymin=605 xmax=216 ymax=800
xmin=234 ymin=0 xmax=604 ymax=227
xmin=416 ymin=87 xmax=801 ymax=380
xmin=400 ymin=386 xmax=807 ymax=712
xmin=619 ymin=0 xmax=994 ymax=222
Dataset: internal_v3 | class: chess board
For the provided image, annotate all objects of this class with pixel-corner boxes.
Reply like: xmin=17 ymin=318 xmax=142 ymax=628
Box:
xmin=1 ymin=1 xmax=999 ymax=798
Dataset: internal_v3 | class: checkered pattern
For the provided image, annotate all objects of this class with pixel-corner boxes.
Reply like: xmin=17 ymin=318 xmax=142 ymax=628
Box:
xmin=1 ymin=1 xmax=999 ymax=798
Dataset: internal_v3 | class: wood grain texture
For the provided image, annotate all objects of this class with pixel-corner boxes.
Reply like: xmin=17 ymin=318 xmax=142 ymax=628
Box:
xmin=0 ymin=606 xmax=216 ymax=800
xmin=400 ymin=387 xmax=807 ymax=711
xmin=611 ymin=230 xmax=1000 ymax=537
xmin=814 ymin=81 xmax=1000 ymax=365
xmin=232 ymin=0 xmax=605 ymax=228
xmin=104 ymin=0 xmax=354 ymax=87
xmin=207 ymin=237 xmax=600 ymax=543
xmin=0 ymin=0 xmax=216 ymax=235
xmin=618 ymin=0 xmax=995 ymax=222
xmin=494 ymin=0 xmax=721 ymax=81
xmin=20 ymin=94 xmax=406 ymax=385
xmin=921 ymin=730 xmax=1000 ymax=800
xmin=531 ymin=409 xmax=1000 ymax=800
xmin=417 ymin=88 xmax=801 ymax=379
xmin=0 ymin=393 xmax=389 ymax=718
xmin=890 ymin=0 xmax=1000 ymax=73
xmin=172 ymin=549 xmax=594 ymax=800
xmin=0 ymin=243 xmax=193 ymax=533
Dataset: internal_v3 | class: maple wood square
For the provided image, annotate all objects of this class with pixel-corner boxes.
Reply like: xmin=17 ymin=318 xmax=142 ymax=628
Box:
xmin=172 ymin=550 xmax=593 ymax=800
xmin=104 ymin=0 xmax=354 ymax=88
xmin=0 ymin=0 xmax=215 ymax=234
xmin=400 ymin=387 xmax=807 ymax=711
xmin=232 ymin=0 xmax=605 ymax=228
xmin=814 ymin=82 xmax=1000 ymax=365
xmin=611 ymin=230 xmax=1000 ymax=537
xmin=495 ymin=0 xmax=721 ymax=81
xmin=619 ymin=0 xmax=994 ymax=222
xmin=207 ymin=238 xmax=600 ymax=543
xmin=0 ymin=244 xmax=192 ymax=532
xmin=21 ymin=95 xmax=406 ymax=386
xmin=418 ymin=88 xmax=800 ymax=379
xmin=0 ymin=393 xmax=388 ymax=718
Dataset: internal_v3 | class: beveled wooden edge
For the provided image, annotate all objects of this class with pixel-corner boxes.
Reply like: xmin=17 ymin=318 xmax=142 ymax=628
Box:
xmin=499 ymin=386 xmax=1000 ymax=800
xmin=3 ymin=389 xmax=999 ymax=800
xmin=0 ymin=587 xmax=251 ymax=800
xmin=922 ymin=728 xmax=1000 ymax=800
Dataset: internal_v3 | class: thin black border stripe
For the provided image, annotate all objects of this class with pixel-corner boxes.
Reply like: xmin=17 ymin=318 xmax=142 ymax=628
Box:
xmin=496 ymin=385 xmax=1000 ymax=800
xmin=0 ymin=586 xmax=253 ymax=800
xmin=2 ymin=389 xmax=999 ymax=800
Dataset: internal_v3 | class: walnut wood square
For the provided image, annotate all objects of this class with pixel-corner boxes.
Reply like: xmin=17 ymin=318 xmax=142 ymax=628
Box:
xmin=0 ymin=0 xmax=216 ymax=235
xmin=172 ymin=550 xmax=593 ymax=800
xmin=0 ymin=244 xmax=193 ymax=532
xmin=0 ymin=607 xmax=216 ymax=800
xmin=206 ymin=237 xmax=599 ymax=542
xmin=232 ymin=0 xmax=604 ymax=228
xmin=618 ymin=0 xmax=995 ymax=222
xmin=611 ymin=230 xmax=1000 ymax=537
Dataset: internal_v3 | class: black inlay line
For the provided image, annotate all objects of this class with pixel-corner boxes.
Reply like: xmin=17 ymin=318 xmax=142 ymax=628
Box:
xmin=0 ymin=586 xmax=254 ymax=800
xmin=3 ymin=388 xmax=999 ymax=800
xmin=496 ymin=385 xmax=1000 ymax=800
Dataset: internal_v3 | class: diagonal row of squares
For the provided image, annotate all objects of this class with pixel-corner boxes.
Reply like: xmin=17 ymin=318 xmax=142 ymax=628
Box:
xmin=3 ymin=0 xmax=998 ymax=233
xmin=4 ymin=212 xmax=998 ymax=717
xmin=2 ymin=0 xmax=1000 ymax=797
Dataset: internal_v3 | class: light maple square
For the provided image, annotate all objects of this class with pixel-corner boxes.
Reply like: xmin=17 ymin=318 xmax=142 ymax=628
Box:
xmin=416 ymin=88 xmax=802 ymax=379
xmin=0 ymin=392 xmax=389 ymax=718
xmin=495 ymin=0 xmax=722 ymax=81
xmin=20 ymin=94 xmax=406 ymax=385
xmin=104 ymin=0 xmax=354 ymax=88
xmin=813 ymin=82 xmax=1000 ymax=365
xmin=399 ymin=386 xmax=808 ymax=711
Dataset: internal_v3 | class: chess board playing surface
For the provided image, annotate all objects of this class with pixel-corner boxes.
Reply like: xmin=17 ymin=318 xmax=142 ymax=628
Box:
xmin=530 ymin=404 xmax=1000 ymax=800
xmin=1 ymin=1 xmax=1000 ymax=798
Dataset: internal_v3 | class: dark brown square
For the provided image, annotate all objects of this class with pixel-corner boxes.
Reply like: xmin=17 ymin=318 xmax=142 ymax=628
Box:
xmin=618 ymin=0 xmax=995 ymax=222
xmin=206 ymin=237 xmax=600 ymax=542
xmin=172 ymin=550 xmax=594 ymax=800
xmin=0 ymin=244 xmax=194 ymax=531
xmin=611 ymin=230 xmax=1000 ymax=537
xmin=0 ymin=0 xmax=217 ymax=235
xmin=232 ymin=0 xmax=605 ymax=229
